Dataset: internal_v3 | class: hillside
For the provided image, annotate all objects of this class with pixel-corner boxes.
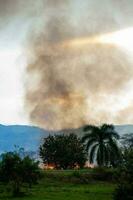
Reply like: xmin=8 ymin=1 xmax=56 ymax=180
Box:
xmin=0 ymin=124 xmax=49 ymax=153
xmin=0 ymin=124 xmax=133 ymax=154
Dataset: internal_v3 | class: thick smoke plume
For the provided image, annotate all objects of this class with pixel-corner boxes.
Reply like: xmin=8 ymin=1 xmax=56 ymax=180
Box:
xmin=25 ymin=0 xmax=133 ymax=130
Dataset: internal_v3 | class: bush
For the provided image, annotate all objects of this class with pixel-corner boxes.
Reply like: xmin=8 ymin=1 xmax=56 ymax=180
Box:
xmin=113 ymin=148 xmax=133 ymax=200
xmin=0 ymin=152 xmax=40 ymax=196
xmin=114 ymin=183 xmax=133 ymax=200
xmin=92 ymin=167 xmax=116 ymax=181
xmin=72 ymin=171 xmax=81 ymax=178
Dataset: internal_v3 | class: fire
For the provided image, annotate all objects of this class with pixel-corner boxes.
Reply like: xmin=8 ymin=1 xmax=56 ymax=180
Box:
xmin=39 ymin=163 xmax=55 ymax=170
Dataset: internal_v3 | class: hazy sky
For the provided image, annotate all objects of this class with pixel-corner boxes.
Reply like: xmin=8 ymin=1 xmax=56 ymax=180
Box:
xmin=0 ymin=0 xmax=133 ymax=129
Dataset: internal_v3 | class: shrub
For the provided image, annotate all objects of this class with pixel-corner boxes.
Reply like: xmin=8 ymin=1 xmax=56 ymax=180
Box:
xmin=113 ymin=148 xmax=133 ymax=200
xmin=92 ymin=167 xmax=116 ymax=181
xmin=114 ymin=183 xmax=133 ymax=200
xmin=0 ymin=152 xmax=40 ymax=196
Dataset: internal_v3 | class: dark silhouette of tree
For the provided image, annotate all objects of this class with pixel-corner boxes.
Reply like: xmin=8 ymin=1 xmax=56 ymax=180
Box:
xmin=114 ymin=147 xmax=133 ymax=200
xmin=40 ymin=133 xmax=87 ymax=169
xmin=0 ymin=152 xmax=40 ymax=196
xmin=82 ymin=124 xmax=120 ymax=167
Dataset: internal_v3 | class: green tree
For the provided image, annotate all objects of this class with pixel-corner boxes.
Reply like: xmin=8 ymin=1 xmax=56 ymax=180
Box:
xmin=114 ymin=147 xmax=133 ymax=200
xmin=82 ymin=124 xmax=120 ymax=167
xmin=0 ymin=152 xmax=40 ymax=196
xmin=40 ymin=133 xmax=87 ymax=169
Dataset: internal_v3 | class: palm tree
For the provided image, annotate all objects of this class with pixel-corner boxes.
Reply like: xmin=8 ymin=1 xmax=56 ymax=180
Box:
xmin=82 ymin=124 xmax=120 ymax=167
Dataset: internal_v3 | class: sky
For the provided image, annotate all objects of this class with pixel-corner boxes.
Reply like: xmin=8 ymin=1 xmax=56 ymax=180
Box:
xmin=0 ymin=0 xmax=133 ymax=130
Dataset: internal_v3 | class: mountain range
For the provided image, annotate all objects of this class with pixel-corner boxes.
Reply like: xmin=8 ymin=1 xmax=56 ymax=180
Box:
xmin=0 ymin=124 xmax=133 ymax=154
xmin=0 ymin=124 xmax=48 ymax=154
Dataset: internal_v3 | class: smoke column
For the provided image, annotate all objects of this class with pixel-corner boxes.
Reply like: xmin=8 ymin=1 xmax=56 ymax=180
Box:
xmin=23 ymin=0 xmax=133 ymax=130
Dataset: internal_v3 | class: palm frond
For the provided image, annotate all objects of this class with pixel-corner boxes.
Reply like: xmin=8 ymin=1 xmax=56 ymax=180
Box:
xmin=97 ymin=147 xmax=101 ymax=166
xmin=86 ymin=139 xmax=97 ymax=151
xmin=108 ymin=138 xmax=120 ymax=156
xmin=89 ymin=144 xmax=99 ymax=163
xmin=81 ymin=132 xmax=98 ymax=143
xmin=101 ymin=124 xmax=114 ymax=131
xmin=101 ymin=124 xmax=120 ymax=140
xmin=81 ymin=133 xmax=91 ymax=143
xmin=83 ymin=125 xmax=96 ymax=132
xmin=103 ymin=144 xmax=110 ymax=166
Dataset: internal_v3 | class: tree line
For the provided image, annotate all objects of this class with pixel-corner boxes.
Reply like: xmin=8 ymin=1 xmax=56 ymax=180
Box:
xmin=40 ymin=124 xmax=121 ymax=169
xmin=0 ymin=123 xmax=132 ymax=199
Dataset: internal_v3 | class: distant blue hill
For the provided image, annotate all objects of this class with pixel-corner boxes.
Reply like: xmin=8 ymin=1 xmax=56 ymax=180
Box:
xmin=0 ymin=124 xmax=133 ymax=154
xmin=0 ymin=124 xmax=49 ymax=153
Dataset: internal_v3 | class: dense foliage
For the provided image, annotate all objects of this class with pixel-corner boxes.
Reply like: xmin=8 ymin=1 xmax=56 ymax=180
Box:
xmin=82 ymin=124 xmax=120 ymax=167
xmin=40 ymin=133 xmax=87 ymax=169
xmin=0 ymin=152 xmax=40 ymax=196
xmin=114 ymin=147 xmax=133 ymax=200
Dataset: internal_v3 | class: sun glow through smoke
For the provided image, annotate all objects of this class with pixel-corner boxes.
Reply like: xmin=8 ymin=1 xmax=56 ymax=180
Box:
xmin=63 ymin=27 xmax=133 ymax=55
xmin=100 ymin=27 xmax=133 ymax=53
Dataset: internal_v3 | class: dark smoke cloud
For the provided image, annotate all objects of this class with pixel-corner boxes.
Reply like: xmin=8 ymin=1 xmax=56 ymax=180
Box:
xmin=0 ymin=0 xmax=20 ymax=15
xmin=0 ymin=0 xmax=41 ymax=29
xmin=0 ymin=0 xmax=37 ymax=16
xmin=25 ymin=0 xmax=133 ymax=130
xmin=0 ymin=0 xmax=25 ymax=25
xmin=26 ymin=40 xmax=133 ymax=129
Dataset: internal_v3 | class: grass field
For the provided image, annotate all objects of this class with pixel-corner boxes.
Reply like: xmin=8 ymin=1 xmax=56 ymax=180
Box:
xmin=0 ymin=170 xmax=115 ymax=200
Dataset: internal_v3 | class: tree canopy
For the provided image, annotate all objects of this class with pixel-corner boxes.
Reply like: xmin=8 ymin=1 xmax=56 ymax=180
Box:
xmin=114 ymin=147 xmax=133 ymax=200
xmin=40 ymin=133 xmax=87 ymax=169
xmin=0 ymin=152 xmax=40 ymax=196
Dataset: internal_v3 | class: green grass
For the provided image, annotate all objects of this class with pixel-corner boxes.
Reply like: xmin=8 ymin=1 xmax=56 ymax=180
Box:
xmin=0 ymin=170 xmax=115 ymax=200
